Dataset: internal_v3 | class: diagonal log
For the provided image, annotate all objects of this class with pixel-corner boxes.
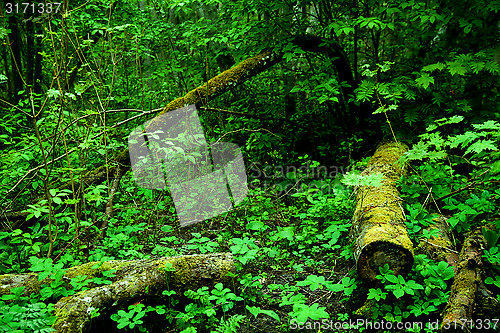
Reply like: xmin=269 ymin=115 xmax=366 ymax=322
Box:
xmin=350 ymin=141 xmax=414 ymax=280
xmin=2 ymin=48 xmax=282 ymax=227
xmin=3 ymin=35 xmax=361 ymax=229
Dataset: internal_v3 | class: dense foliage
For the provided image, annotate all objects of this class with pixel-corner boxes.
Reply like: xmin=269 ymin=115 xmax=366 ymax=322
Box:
xmin=0 ymin=0 xmax=499 ymax=332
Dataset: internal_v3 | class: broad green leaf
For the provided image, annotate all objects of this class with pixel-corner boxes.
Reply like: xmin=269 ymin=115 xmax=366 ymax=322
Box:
xmin=422 ymin=62 xmax=446 ymax=72
xmin=415 ymin=73 xmax=434 ymax=89
xmin=465 ymin=140 xmax=497 ymax=155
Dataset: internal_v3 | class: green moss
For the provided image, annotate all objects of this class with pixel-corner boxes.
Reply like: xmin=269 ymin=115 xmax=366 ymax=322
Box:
xmin=65 ymin=260 xmax=130 ymax=281
xmin=352 ymin=141 xmax=413 ymax=279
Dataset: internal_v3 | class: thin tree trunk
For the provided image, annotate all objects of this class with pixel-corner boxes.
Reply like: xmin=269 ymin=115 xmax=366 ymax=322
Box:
xmin=7 ymin=13 xmax=24 ymax=103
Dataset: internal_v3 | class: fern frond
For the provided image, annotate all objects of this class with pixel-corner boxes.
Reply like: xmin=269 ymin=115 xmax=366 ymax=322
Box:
xmin=212 ymin=314 xmax=246 ymax=333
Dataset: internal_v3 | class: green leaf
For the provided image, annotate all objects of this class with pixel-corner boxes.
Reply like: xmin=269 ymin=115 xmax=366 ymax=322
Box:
xmin=47 ymin=89 xmax=61 ymax=99
xmin=448 ymin=132 xmax=480 ymax=149
xmin=367 ymin=288 xmax=387 ymax=301
xmin=341 ymin=172 xmax=384 ymax=187
xmin=246 ymin=305 xmax=261 ymax=317
xmin=422 ymin=62 xmax=446 ymax=72
xmin=385 ymin=274 xmax=399 ymax=284
xmin=415 ymin=73 xmax=434 ymax=89
xmin=296 ymin=275 xmax=326 ymax=291
xmin=447 ymin=62 xmax=467 ymax=76
xmin=473 ymin=120 xmax=500 ymax=131
xmin=326 ymin=282 xmax=344 ymax=292
xmin=246 ymin=306 xmax=280 ymax=321
xmin=290 ymin=303 xmax=329 ymax=323
xmin=0 ymin=28 xmax=11 ymax=39
xmin=465 ymin=140 xmax=497 ymax=155
xmin=277 ymin=227 xmax=295 ymax=241
xmin=482 ymin=228 xmax=499 ymax=248
xmin=390 ymin=287 xmax=404 ymax=298
xmin=246 ymin=220 xmax=264 ymax=231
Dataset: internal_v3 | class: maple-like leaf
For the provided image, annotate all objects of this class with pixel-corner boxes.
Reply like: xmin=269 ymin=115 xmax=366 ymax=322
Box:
xmin=447 ymin=62 xmax=467 ymax=76
xmin=448 ymin=132 xmax=480 ymax=149
xmin=422 ymin=62 xmax=446 ymax=72
xmin=465 ymin=140 xmax=498 ymax=155
xmin=473 ymin=120 xmax=500 ymax=131
xmin=415 ymin=73 xmax=434 ymax=89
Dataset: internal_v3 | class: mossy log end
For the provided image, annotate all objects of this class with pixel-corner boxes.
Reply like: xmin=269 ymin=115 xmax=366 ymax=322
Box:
xmin=0 ymin=253 xmax=234 ymax=333
xmin=440 ymin=226 xmax=494 ymax=332
xmin=350 ymin=141 xmax=413 ymax=280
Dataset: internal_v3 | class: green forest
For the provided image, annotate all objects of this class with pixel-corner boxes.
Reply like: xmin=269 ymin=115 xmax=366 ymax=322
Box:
xmin=1 ymin=0 xmax=500 ymax=332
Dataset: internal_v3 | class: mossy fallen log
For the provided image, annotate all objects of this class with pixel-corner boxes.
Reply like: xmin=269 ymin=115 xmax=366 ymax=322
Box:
xmin=350 ymin=141 xmax=413 ymax=280
xmin=440 ymin=225 xmax=495 ymax=332
xmin=0 ymin=253 xmax=235 ymax=333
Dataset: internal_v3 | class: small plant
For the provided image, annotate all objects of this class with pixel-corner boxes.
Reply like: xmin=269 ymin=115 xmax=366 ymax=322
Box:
xmin=246 ymin=305 xmax=280 ymax=322
xmin=288 ymin=302 xmax=330 ymax=323
xmin=326 ymin=276 xmax=358 ymax=297
xmin=0 ymin=287 xmax=56 ymax=333
xmin=483 ymin=246 xmax=500 ymax=265
xmin=229 ymin=237 xmax=259 ymax=266
xmin=111 ymin=303 xmax=151 ymax=331
xmin=383 ymin=274 xmax=424 ymax=299
xmin=209 ymin=283 xmax=243 ymax=313
xmin=368 ymin=259 xmax=454 ymax=322
xmin=185 ymin=233 xmax=219 ymax=254
xmin=211 ymin=314 xmax=246 ymax=333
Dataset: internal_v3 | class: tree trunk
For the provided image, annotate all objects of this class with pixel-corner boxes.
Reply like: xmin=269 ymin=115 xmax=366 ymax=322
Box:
xmin=350 ymin=141 xmax=414 ymax=280
xmin=0 ymin=253 xmax=235 ymax=333
xmin=7 ymin=13 xmax=24 ymax=104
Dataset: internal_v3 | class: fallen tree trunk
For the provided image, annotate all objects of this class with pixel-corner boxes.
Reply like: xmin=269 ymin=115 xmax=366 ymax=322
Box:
xmin=0 ymin=253 xmax=235 ymax=333
xmin=440 ymin=225 xmax=495 ymax=332
xmin=350 ymin=141 xmax=413 ymax=280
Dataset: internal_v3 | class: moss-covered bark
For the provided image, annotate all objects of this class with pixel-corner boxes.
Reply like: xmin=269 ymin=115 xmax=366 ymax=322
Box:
xmin=440 ymin=225 xmax=494 ymax=332
xmin=350 ymin=141 xmax=413 ymax=280
xmin=0 ymin=253 xmax=234 ymax=333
